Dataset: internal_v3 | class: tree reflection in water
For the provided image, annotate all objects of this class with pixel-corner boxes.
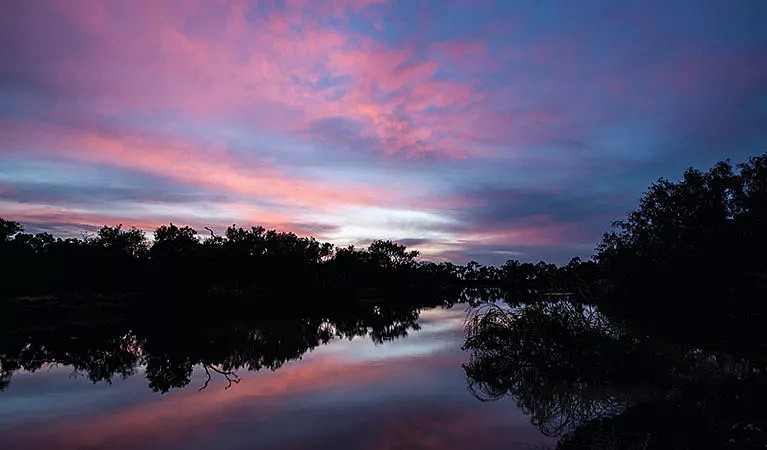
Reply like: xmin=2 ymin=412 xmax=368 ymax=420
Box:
xmin=463 ymin=300 xmax=767 ymax=449
xmin=0 ymin=291 xmax=441 ymax=394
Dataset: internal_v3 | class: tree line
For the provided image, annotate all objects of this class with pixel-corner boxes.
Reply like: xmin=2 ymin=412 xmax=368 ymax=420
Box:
xmin=2 ymin=153 xmax=765 ymax=333
xmin=0 ymin=219 xmax=589 ymax=301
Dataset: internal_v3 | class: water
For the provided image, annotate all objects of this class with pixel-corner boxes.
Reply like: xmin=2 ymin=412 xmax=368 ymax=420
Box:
xmin=4 ymin=296 xmax=766 ymax=449
xmin=0 ymin=304 xmax=554 ymax=450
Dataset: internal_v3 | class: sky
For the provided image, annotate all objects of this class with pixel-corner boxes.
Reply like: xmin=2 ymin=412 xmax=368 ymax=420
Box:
xmin=0 ymin=0 xmax=766 ymax=264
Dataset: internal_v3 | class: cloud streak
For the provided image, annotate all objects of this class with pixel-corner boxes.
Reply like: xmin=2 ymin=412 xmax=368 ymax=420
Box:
xmin=1 ymin=0 xmax=766 ymax=263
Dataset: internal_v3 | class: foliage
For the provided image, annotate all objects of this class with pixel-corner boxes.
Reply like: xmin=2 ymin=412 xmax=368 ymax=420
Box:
xmin=0 ymin=218 xmax=23 ymax=242
xmin=0 ymin=219 xmax=465 ymax=297
xmin=152 ymin=223 xmax=199 ymax=257
xmin=91 ymin=224 xmax=149 ymax=258
xmin=593 ymin=153 xmax=767 ymax=348
xmin=367 ymin=240 xmax=419 ymax=268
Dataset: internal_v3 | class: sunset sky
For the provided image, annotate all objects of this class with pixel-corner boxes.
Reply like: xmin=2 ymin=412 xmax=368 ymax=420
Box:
xmin=1 ymin=0 xmax=765 ymax=263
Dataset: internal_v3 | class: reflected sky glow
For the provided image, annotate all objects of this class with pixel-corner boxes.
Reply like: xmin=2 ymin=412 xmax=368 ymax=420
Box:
xmin=0 ymin=306 xmax=553 ymax=449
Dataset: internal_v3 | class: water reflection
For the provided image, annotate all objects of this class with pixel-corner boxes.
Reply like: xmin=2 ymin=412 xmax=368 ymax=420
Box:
xmin=0 ymin=294 xmax=554 ymax=450
xmin=463 ymin=300 xmax=767 ymax=448
xmin=9 ymin=289 xmax=766 ymax=449
xmin=0 ymin=293 xmax=436 ymax=393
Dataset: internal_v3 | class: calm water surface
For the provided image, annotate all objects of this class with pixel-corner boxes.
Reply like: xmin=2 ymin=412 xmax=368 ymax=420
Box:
xmin=0 ymin=304 xmax=554 ymax=449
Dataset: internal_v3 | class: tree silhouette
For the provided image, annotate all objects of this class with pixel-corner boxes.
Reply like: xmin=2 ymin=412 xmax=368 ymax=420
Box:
xmin=0 ymin=219 xmax=469 ymax=298
xmin=594 ymin=153 xmax=767 ymax=350
xmin=368 ymin=240 xmax=419 ymax=269
xmin=0 ymin=218 xmax=22 ymax=242
xmin=92 ymin=224 xmax=148 ymax=258
xmin=151 ymin=223 xmax=199 ymax=257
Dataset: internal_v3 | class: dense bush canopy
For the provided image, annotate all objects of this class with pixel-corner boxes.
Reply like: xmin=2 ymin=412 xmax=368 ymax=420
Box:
xmin=594 ymin=154 xmax=767 ymax=347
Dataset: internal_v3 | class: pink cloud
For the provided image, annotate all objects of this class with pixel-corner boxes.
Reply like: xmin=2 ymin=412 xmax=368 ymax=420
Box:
xmin=650 ymin=49 xmax=767 ymax=97
xmin=461 ymin=221 xmax=577 ymax=248
xmin=429 ymin=41 xmax=488 ymax=66
xmin=2 ymin=0 xmax=492 ymax=159
xmin=0 ymin=122 xmax=393 ymax=210
xmin=0 ymin=202 xmax=172 ymax=232
xmin=0 ymin=199 xmax=312 ymax=236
